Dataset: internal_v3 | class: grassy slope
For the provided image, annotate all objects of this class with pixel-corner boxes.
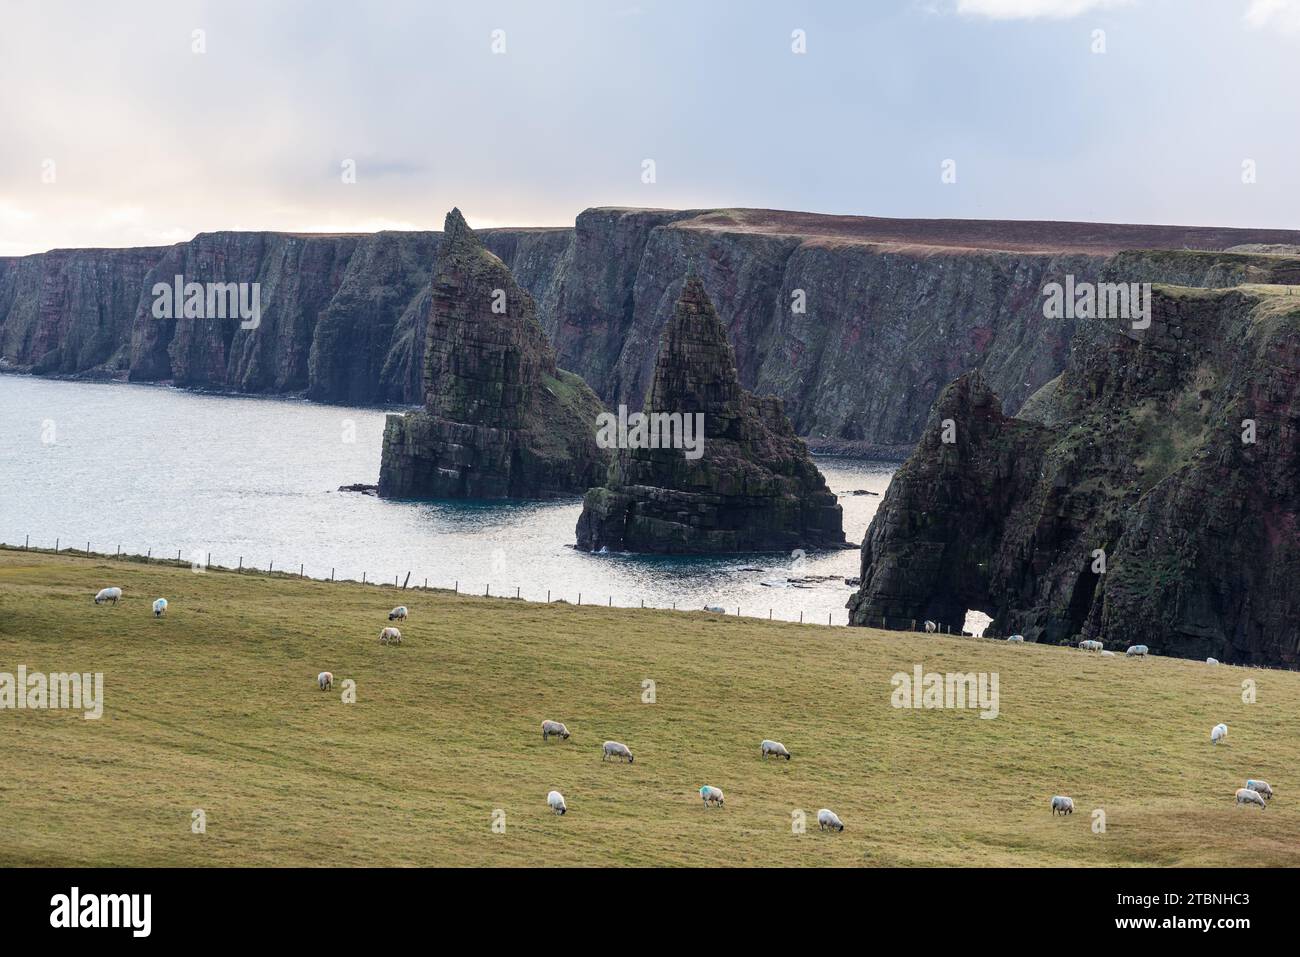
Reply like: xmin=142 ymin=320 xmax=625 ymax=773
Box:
xmin=1 ymin=548 xmax=1297 ymax=867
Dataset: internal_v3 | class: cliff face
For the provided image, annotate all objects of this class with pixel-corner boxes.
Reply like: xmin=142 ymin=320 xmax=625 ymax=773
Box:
xmin=846 ymin=285 xmax=1300 ymax=667
xmin=575 ymin=276 xmax=845 ymax=553
xmin=5 ymin=210 xmax=1300 ymax=453
xmin=377 ymin=210 xmax=608 ymax=500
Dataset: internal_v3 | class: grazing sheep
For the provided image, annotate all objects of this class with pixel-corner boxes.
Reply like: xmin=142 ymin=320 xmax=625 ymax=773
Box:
xmin=1126 ymin=644 xmax=1149 ymax=657
xmin=1235 ymin=787 xmax=1266 ymax=809
xmin=541 ymin=720 xmax=570 ymax=742
xmin=700 ymin=785 xmax=725 ymax=808
xmin=703 ymin=604 xmax=725 ymax=614
xmin=388 ymin=605 xmax=408 ymax=621
xmin=379 ymin=626 xmax=402 ymax=645
xmin=1100 ymin=650 xmax=1117 ymax=657
xmin=924 ymin=620 xmax=937 ymax=633
xmin=152 ymin=598 xmax=168 ymax=618
xmin=1007 ymin=634 xmax=1025 ymax=643
xmin=547 ymin=790 xmax=567 ymax=815
xmin=817 ymin=808 xmax=845 ymax=832
xmin=602 ymin=741 xmax=633 ymax=763
xmin=1050 ymin=795 xmax=1074 ymax=815
xmin=1078 ymin=639 xmax=1103 ymax=652
xmin=1211 ymin=722 xmax=1228 ymax=745
xmin=1246 ymin=780 xmax=1274 ymax=801
xmin=94 ymin=587 xmax=122 ymax=605
xmin=761 ymin=739 xmax=791 ymax=761
xmin=1206 ymin=657 xmax=1219 ymax=665
xmin=317 ymin=671 xmax=333 ymax=691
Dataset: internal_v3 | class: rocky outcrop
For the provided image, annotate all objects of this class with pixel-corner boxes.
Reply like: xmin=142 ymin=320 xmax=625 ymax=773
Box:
xmin=847 ymin=285 xmax=1300 ymax=667
xmin=575 ymin=275 xmax=845 ymax=553
xmin=5 ymin=210 xmax=1300 ymax=453
xmin=377 ymin=210 xmax=608 ymax=499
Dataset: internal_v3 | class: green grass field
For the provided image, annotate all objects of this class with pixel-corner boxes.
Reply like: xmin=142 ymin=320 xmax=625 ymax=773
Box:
xmin=1 ymin=547 xmax=1297 ymax=867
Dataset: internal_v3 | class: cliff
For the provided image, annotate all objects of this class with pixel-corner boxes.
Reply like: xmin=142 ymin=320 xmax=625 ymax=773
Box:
xmin=377 ymin=210 xmax=608 ymax=499
xmin=846 ymin=285 xmax=1300 ymax=667
xmin=575 ymin=275 xmax=845 ymax=553
xmin=5 ymin=210 xmax=1300 ymax=453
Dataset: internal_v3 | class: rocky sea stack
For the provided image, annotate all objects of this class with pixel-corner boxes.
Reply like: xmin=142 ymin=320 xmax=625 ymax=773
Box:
xmin=575 ymin=275 xmax=846 ymax=553
xmin=847 ymin=283 xmax=1300 ymax=666
xmin=377 ymin=209 xmax=609 ymax=499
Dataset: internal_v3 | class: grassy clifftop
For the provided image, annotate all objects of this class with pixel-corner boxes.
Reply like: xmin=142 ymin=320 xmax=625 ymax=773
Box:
xmin=1 ymin=547 xmax=1297 ymax=867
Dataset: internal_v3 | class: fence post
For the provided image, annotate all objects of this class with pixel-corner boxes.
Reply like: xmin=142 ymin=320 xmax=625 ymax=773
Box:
xmin=799 ymin=611 xmax=803 ymax=623
xmin=330 ymin=568 xmax=335 ymax=581
xmin=87 ymin=540 xmax=91 ymax=555
xmin=362 ymin=571 xmax=366 ymax=584
xmin=55 ymin=538 xmax=59 ymax=552
xmin=424 ymin=578 xmax=427 ymax=589
xmin=828 ymin=612 xmax=832 ymax=625
xmin=578 ymin=593 xmax=582 ymax=606
xmin=206 ymin=552 xmax=210 ymax=570
xmin=403 ymin=572 xmax=410 ymax=589
xmin=300 ymin=564 xmax=304 ymax=578
xmin=147 ymin=548 xmax=150 ymax=560
xmin=547 ymin=590 xmax=550 ymax=602
xmin=238 ymin=556 xmax=242 ymax=572
xmin=176 ymin=549 xmax=181 ymax=566
xmin=116 ymin=544 xmax=120 ymax=558
xmin=269 ymin=561 xmax=273 ymax=573
xmin=516 ymin=586 xmax=520 ymax=599
xmin=454 ymin=580 xmax=458 ymax=594
xmin=486 ymin=584 xmax=490 ymax=597
xmin=25 ymin=535 xmax=29 ymax=550
xmin=609 ymin=596 xmax=612 ymax=607
xmin=769 ymin=609 xmax=772 ymax=620
xmin=911 ymin=618 xmax=916 ymax=631
xmin=736 ymin=607 xmax=740 ymax=616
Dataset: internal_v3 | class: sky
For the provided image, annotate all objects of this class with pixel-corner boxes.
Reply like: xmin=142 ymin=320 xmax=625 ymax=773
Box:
xmin=1 ymin=0 xmax=1297 ymax=255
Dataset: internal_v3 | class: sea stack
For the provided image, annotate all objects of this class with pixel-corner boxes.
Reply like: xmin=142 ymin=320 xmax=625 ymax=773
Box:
xmin=575 ymin=275 xmax=845 ymax=553
xmin=377 ymin=209 xmax=609 ymax=498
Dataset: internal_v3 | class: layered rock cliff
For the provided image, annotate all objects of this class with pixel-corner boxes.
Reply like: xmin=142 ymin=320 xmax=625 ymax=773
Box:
xmin=846 ymin=284 xmax=1300 ymax=667
xmin=377 ymin=210 xmax=608 ymax=499
xmin=5 ymin=210 xmax=1300 ymax=453
xmin=575 ymin=275 xmax=845 ymax=553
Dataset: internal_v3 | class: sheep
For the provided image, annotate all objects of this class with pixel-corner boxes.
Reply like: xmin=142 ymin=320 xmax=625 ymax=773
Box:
xmin=1100 ymin=650 xmax=1117 ymax=657
xmin=700 ymin=785 xmax=725 ymax=808
xmin=152 ymin=597 xmax=168 ymax=617
xmin=1235 ymin=787 xmax=1266 ymax=810
xmin=602 ymin=740 xmax=633 ymax=763
xmin=817 ymin=808 xmax=845 ymax=832
xmin=317 ymin=671 xmax=333 ymax=691
xmin=379 ymin=626 xmax=402 ymax=645
xmin=1126 ymin=644 xmax=1149 ymax=657
xmin=761 ymin=739 xmax=791 ymax=761
xmin=547 ymin=790 xmax=567 ymax=815
xmin=703 ymin=604 xmax=725 ymax=614
xmin=1211 ymin=722 xmax=1228 ymax=745
xmin=388 ymin=605 xmax=408 ymax=621
xmin=541 ymin=720 xmax=570 ymax=742
xmin=1050 ymin=795 xmax=1074 ymax=815
xmin=1007 ymin=634 xmax=1025 ymax=643
xmin=93 ymin=587 xmax=122 ymax=605
xmin=1206 ymin=657 xmax=1219 ymax=665
xmin=923 ymin=620 xmax=937 ymax=633
xmin=1245 ymin=779 xmax=1274 ymax=801
xmin=1078 ymin=639 xmax=1103 ymax=652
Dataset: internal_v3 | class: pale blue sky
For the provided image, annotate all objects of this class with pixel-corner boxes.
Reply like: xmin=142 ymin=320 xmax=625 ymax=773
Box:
xmin=1 ymin=0 xmax=1297 ymax=254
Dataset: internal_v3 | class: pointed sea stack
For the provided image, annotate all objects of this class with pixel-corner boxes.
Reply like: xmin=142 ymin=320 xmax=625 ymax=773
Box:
xmin=377 ymin=209 xmax=609 ymax=498
xmin=575 ymin=275 xmax=846 ymax=553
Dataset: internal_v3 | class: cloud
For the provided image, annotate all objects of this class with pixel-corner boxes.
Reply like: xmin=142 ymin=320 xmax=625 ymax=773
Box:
xmin=1244 ymin=0 xmax=1300 ymax=32
xmin=954 ymin=0 xmax=1137 ymax=18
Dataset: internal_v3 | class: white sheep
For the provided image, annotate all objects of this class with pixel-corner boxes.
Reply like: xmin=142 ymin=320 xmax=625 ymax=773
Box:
xmin=1078 ymin=639 xmax=1103 ymax=652
xmin=1206 ymin=657 xmax=1219 ymax=665
xmin=379 ymin=626 xmax=402 ymax=645
xmin=1211 ymin=722 xmax=1228 ymax=745
xmin=541 ymin=720 xmax=570 ymax=741
xmin=700 ymin=785 xmax=725 ymax=808
xmin=1235 ymin=787 xmax=1266 ymax=809
xmin=703 ymin=604 xmax=725 ymax=614
xmin=602 ymin=740 xmax=633 ymax=763
xmin=1050 ymin=795 xmax=1074 ymax=815
xmin=317 ymin=671 xmax=333 ymax=691
xmin=1126 ymin=644 xmax=1149 ymax=657
xmin=388 ymin=605 xmax=408 ymax=621
xmin=1007 ymin=634 xmax=1025 ymax=643
xmin=761 ymin=739 xmax=791 ymax=761
xmin=923 ymin=620 xmax=937 ymax=633
xmin=94 ymin=587 xmax=122 ymax=605
xmin=547 ymin=790 xmax=567 ymax=815
xmin=1100 ymin=650 xmax=1117 ymax=657
xmin=152 ymin=597 xmax=168 ymax=617
xmin=1245 ymin=779 xmax=1274 ymax=801
xmin=817 ymin=808 xmax=844 ymax=831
